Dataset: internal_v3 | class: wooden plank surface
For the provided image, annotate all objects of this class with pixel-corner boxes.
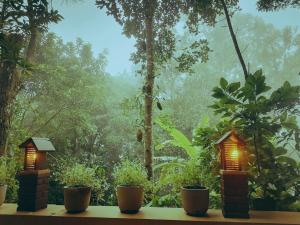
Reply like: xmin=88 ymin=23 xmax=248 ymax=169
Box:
xmin=0 ymin=203 xmax=299 ymax=225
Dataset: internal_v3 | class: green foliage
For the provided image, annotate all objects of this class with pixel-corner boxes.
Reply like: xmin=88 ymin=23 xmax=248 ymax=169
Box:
xmin=211 ymin=69 xmax=300 ymax=210
xmin=113 ymin=160 xmax=149 ymax=188
xmin=0 ymin=156 xmax=16 ymax=185
xmin=150 ymin=193 xmax=181 ymax=207
xmin=162 ymin=159 xmax=205 ymax=189
xmin=154 ymin=147 xmax=221 ymax=208
xmin=1 ymin=0 xmax=62 ymax=33
xmin=257 ymin=0 xmax=300 ymax=11
xmin=56 ymin=162 xmax=107 ymax=201
xmin=12 ymin=34 xmax=108 ymax=155
xmin=154 ymin=116 xmax=222 ymax=208
xmin=96 ymin=0 xmax=237 ymax=66
xmin=155 ymin=115 xmax=201 ymax=160
xmin=0 ymin=157 xmax=8 ymax=186
xmin=9 ymin=33 xmax=143 ymax=205
xmin=175 ymin=40 xmax=210 ymax=73
xmin=3 ymin=9 xmax=300 ymax=212
xmin=0 ymin=0 xmax=62 ymax=65
xmin=0 ymin=156 xmax=19 ymax=202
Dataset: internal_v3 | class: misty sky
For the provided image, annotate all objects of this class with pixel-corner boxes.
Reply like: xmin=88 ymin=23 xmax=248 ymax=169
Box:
xmin=49 ymin=1 xmax=300 ymax=75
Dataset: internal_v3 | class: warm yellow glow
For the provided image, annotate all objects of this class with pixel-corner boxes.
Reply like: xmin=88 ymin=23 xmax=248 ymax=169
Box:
xmin=32 ymin=152 xmax=37 ymax=160
xmin=230 ymin=148 xmax=239 ymax=161
xmin=27 ymin=152 xmax=36 ymax=161
xmin=26 ymin=148 xmax=36 ymax=170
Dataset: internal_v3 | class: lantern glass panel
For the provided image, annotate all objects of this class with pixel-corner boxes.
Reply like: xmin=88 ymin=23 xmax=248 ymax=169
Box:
xmin=224 ymin=141 xmax=240 ymax=171
xmin=25 ymin=146 xmax=36 ymax=170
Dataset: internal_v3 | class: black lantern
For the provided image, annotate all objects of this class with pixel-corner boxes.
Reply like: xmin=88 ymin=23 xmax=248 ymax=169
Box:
xmin=17 ymin=137 xmax=55 ymax=211
xmin=216 ymin=131 xmax=249 ymax=218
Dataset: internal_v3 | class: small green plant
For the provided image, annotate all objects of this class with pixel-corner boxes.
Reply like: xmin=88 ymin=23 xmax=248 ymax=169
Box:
xmin=160 ymin=159 xmax=206 ymax=191
xmin=251 ymin=186 xmax=264 ymax=199
xmin=0 ymin=157 xmax=8 ymax=185
xmin=57 ymin=162 xmax=107 ymax=202
xmin=113 ymin=160 xmax=149 ymax=188
xmin=59 ymin=163 xmax=103 ymax=189
xmin=0 ymin=156 xmax=18 ymax=202
xmin=0 ymin=156 xmax=16 ymax=186
xmin=177 ymin=160 xmax=205 ymax=188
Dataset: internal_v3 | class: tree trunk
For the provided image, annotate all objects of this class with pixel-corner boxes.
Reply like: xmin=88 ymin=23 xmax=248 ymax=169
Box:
xmin=144 ymin=3 xmax=154 ymax=180
xmin=0 ymin=68 xmax=13 ymax=156
xmin=26 ymin=0 xmax=39 ymax=63
xmin=0 ymin=17 xmax=38 ymax=155
xmin=26 ymin=27 xmax=38 ymax=63
xmin=0 ymin=34 xmax=23 ymax=155
xmin=220 ymin=0 xmax=248 ymax=80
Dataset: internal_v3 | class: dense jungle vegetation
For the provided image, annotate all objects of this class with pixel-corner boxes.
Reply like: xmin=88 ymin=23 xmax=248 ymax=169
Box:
xmin=0 ymin=0 xmax=299 ymax=211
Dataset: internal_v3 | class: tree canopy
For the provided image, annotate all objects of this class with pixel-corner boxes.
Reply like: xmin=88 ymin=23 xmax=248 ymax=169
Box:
xmin=257 ymin=0 xmax=300 ymax=11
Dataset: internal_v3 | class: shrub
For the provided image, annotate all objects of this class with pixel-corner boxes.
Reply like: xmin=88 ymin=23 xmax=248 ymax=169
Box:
xmin=56 ymin=162 xmax=107 ymax=202
xmin=160 ymin=159 xmax=206 ymax=190
xmin=113 ymin=160 xmax=149 ymax=188
xmin=0 ymin=156 xmax=18 ymax=202
xmin=177 ymin=160 xmax=205 ymax=188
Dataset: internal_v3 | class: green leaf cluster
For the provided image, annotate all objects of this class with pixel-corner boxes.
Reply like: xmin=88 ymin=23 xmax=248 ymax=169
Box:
xmin=211 ymin=69 xmax=300 ymax=210
xmin=155 ymin=115 xmax=201 ymax=159
xmin=162 ymin=159 xmax=206 ymax=189
xmin=0 ymin=156 xmax=16 ymax=186
xmin=113 ymin=160 xmax=149 ymax=188
xmin=57 ymin=162 xmax=107 ymax=202
xmin=0 ymin=156 xmax=19 ymax=202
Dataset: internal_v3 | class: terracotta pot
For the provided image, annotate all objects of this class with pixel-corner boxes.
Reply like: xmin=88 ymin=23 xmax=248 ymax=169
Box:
xmin=181 ymin=186 xmax=209 ymax=216
xmin=0 ymin=185 xmax=7 ymax=206
xmin=253 ymin=197 xmax=276 ymax=211
xmin=116 ymin=185 xmax=144 ymax=214
xmin=64 ymin=186 xmax=91 ymax=213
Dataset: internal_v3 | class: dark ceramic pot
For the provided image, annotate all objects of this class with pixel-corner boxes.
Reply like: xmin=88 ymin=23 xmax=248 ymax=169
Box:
xmin=181 ymin=186 xmax=209 ymax=217
xmin=116 ymin=185 xmax=144 ymax=214
xmin=64 ymin=186 xmax=91 ymax=213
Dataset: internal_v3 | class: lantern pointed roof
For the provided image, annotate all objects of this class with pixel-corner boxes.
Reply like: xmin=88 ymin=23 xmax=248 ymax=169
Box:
xmin=215 ymin=130 xmax=245 ymax=145
xmin=19 ymin=137 xmax=55 ymax=151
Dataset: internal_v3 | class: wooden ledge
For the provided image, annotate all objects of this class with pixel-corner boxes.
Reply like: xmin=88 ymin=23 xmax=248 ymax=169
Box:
xmin=0 ymin=204 xmax=299 ymax=225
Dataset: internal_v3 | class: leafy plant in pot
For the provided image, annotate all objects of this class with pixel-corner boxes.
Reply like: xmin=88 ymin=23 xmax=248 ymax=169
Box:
xmin=113 ymin=160 xmax=149 ymax=214
xmin=58 ymin=163 xmax=105 ymax=213
xmin=179 ymin=160 xmax=209 ymax=216
xmin=0 ymin=156 xmax=16 ymax=206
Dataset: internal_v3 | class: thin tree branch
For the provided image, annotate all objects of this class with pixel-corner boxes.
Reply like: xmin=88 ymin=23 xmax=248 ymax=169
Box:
xmin=220 ymin=0 xmax=248 ymax=80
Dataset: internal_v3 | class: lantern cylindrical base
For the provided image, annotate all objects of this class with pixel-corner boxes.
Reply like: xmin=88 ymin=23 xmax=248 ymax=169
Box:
xmin=17 ymin=169 xmax=50 ymax=212
xmin=221 ymin=170 xmax=249 ymax=218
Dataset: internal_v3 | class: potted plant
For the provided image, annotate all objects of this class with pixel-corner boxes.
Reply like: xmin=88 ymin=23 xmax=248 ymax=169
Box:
xmin=113 ymin=160 xmax=149 ymax=214
xmin=179 ymin=160 xmax=209 ymax=216
xmin=58 ymin=163 xmax=105 ymax=213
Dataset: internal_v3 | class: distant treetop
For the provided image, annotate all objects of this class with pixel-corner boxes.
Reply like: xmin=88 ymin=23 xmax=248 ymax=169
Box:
xmin=257 ymin=0 xmax=300 ymax=11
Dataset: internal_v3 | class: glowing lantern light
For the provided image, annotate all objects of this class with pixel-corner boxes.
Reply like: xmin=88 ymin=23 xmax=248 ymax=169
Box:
xmin=217 ymin=131 xmax=245 ymax=171
xmin=18 ymin=137 xmax=55 ymax=211
xmin=24 ymin=143 xmax=37 ymax=170
xmin=216 ymin=131 xmax=249 ymax=218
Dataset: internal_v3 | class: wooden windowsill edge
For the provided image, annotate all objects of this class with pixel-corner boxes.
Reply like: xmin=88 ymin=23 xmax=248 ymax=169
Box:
xmin=0 ymin=203 xmax=299 ymax=225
